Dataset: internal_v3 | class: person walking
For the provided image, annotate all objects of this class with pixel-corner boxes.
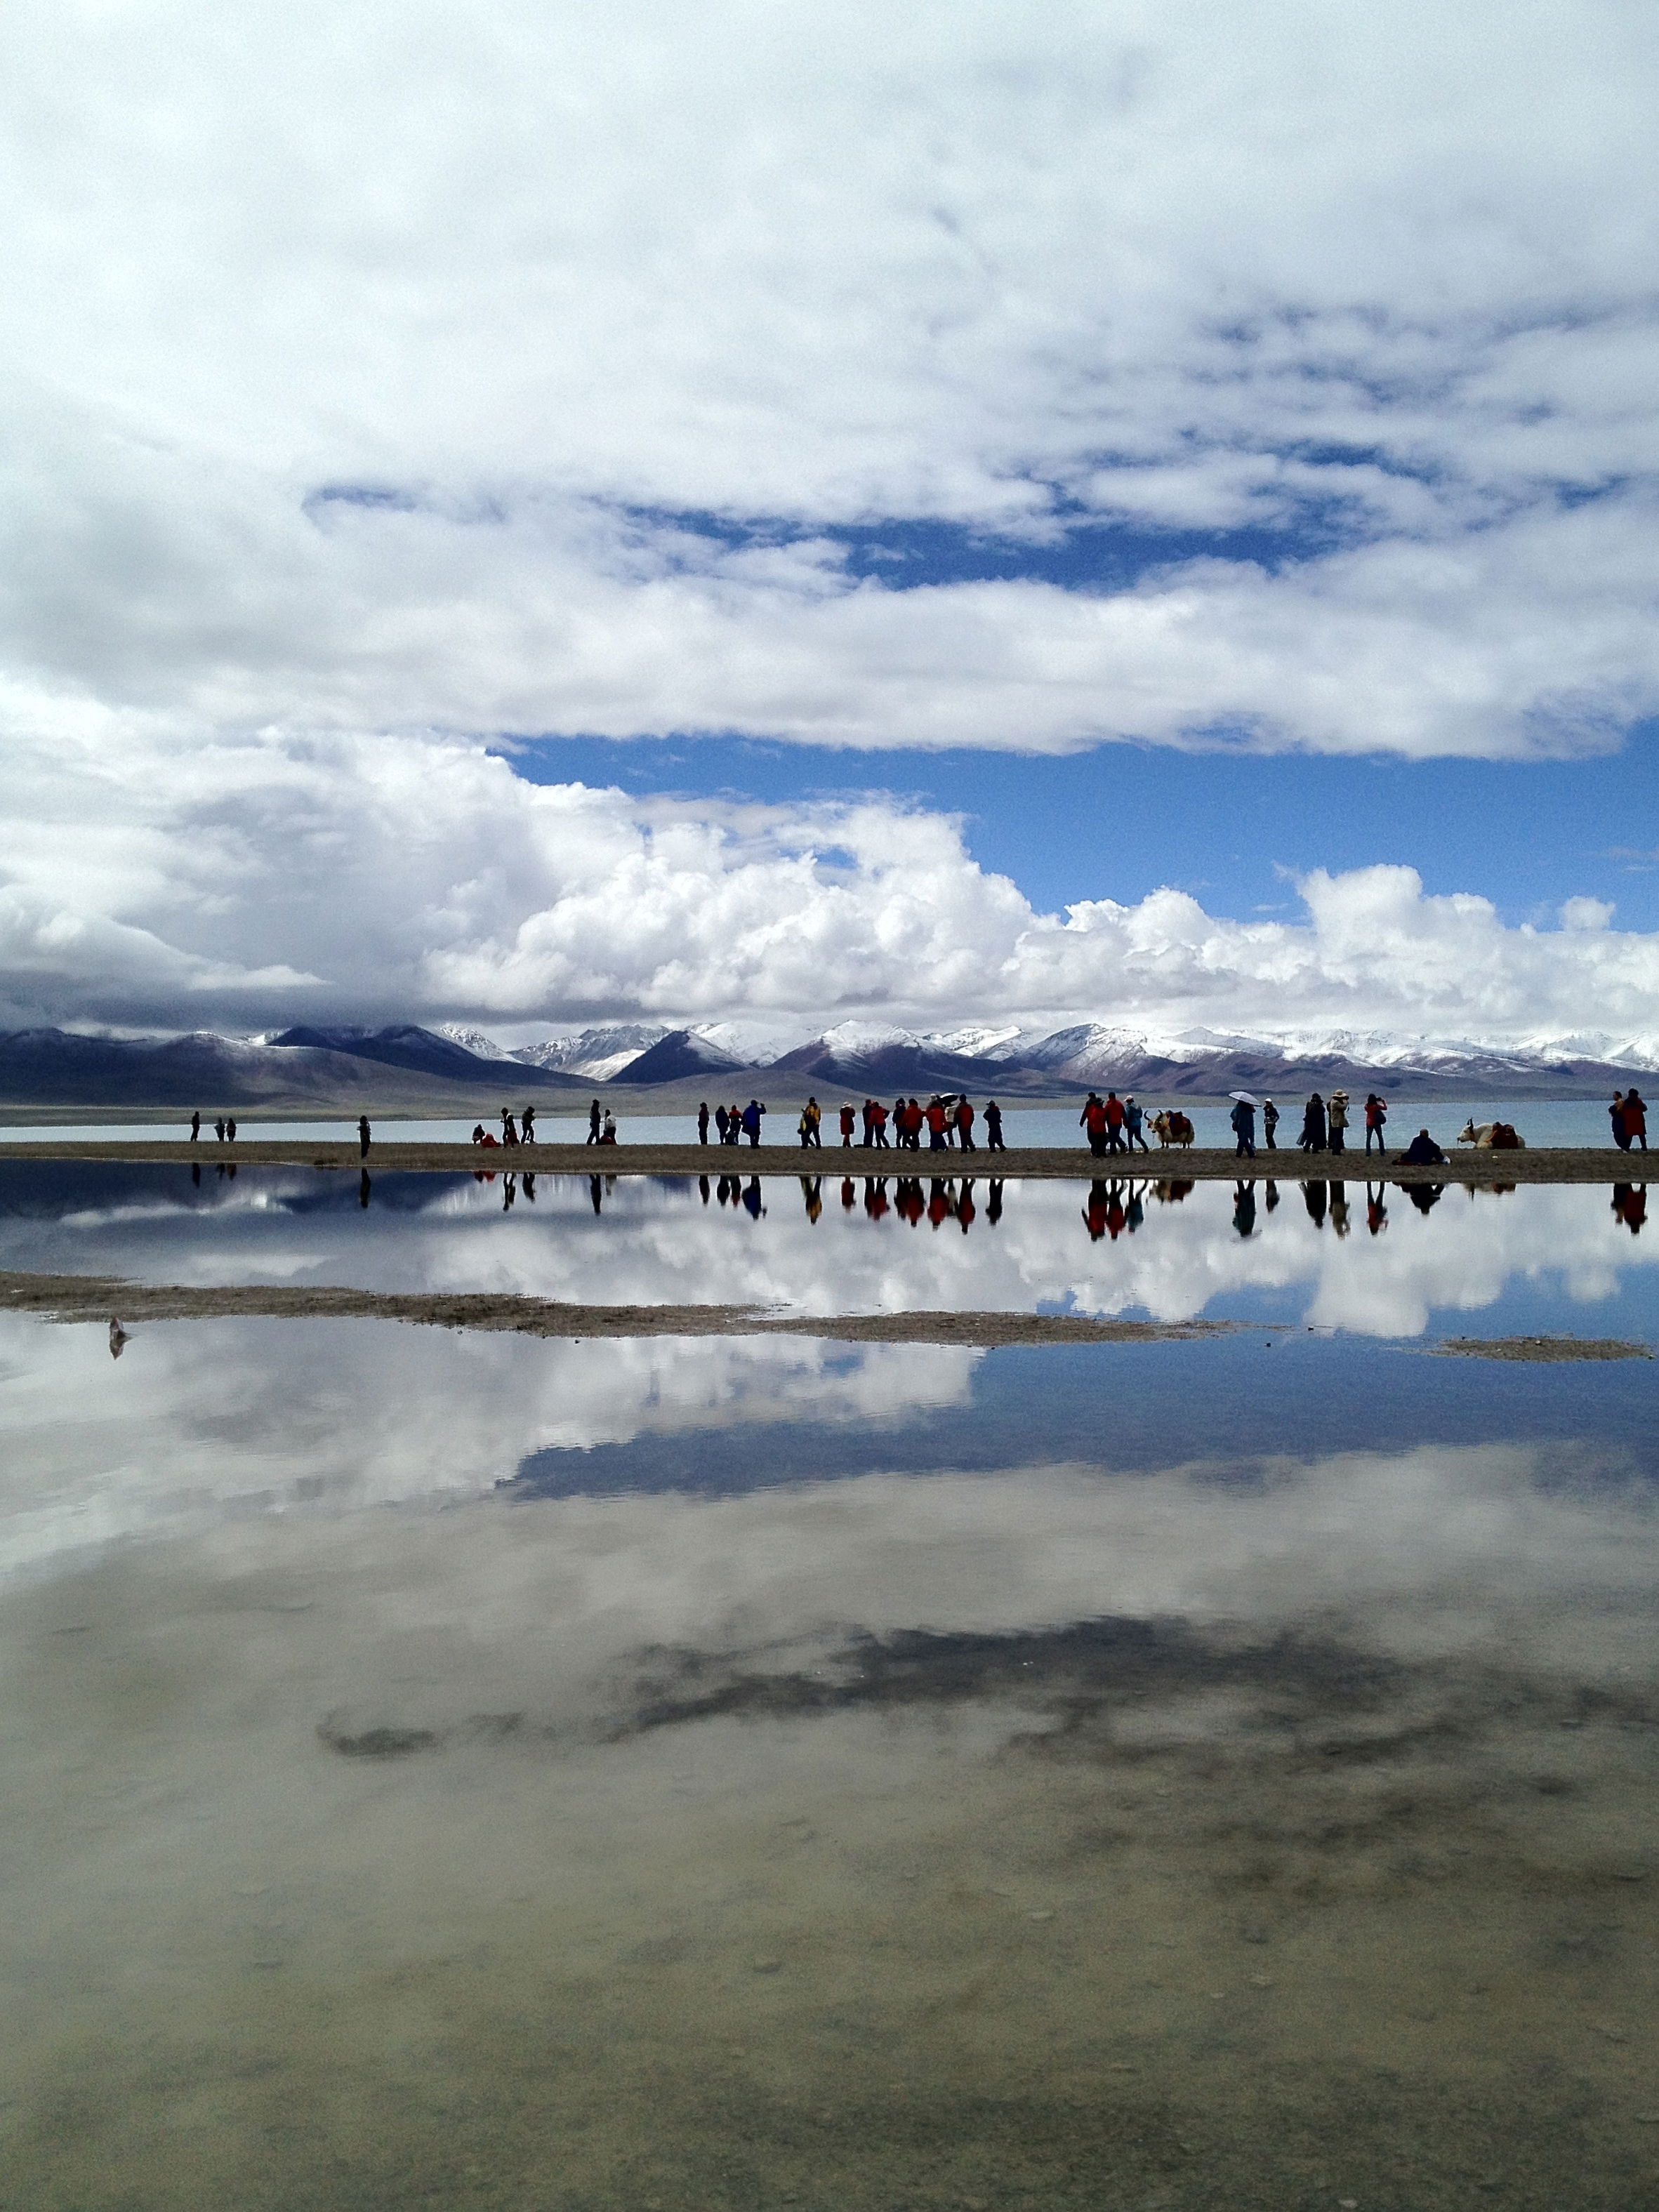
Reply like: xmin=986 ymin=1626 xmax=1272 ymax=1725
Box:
xmin=189 ymin=1110 xmax=201 ymax=1143
xmin=955 ymin=1097 xmax=976 ymax=1151
xmin=1327 ymin=1091 xmax=1349 ymax=1155
xmin=586 ymin=1099 xmax=602 ymax=1145
xmin=840 ymin=1102 xmax=856 ymax=1146
xmin=871 ymin=1098 xmax=890 ymax=1148
xmin=1104 ymin=1090 xmax=1126 ymax=1155
xmin=984 ymin=1099 xmax=1005 ymax=1152
xmin=1080 ymin=1092 xmax=1107 ymax=1158
xmin=1299 ymin=1094 xmax=1327 ymax=1152
xmin=520 ymin=1106 xmax=536 ymax=1144
xmin=1262 ymin=1098 xmax=1278 ymax=1150
xmin=1229 ymin=1096 xmax=1256 ymax=1158
xmin=1125 ymin=1096 xmax=1149 ymax=1153
xmin=358 ymin=1114 xmax=371 ymax=1158
xmin=1625 ymin=1087 xmax=1648 ymax=1153
xmin=1363 ymin=1093 xmax=1387 ymax=1157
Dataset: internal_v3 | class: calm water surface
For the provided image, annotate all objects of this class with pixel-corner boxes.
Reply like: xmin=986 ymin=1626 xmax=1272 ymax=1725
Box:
xmin=1 ymin=1164 xmax=1657 ymax=2208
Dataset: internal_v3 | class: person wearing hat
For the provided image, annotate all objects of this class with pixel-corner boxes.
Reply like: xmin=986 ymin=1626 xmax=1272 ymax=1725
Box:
xmin=1327 ymin=1090 xmax=1349 ymax=1154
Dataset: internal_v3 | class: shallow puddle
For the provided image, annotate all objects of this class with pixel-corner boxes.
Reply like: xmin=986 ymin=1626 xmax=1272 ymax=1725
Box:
xmin=1 ymin=1168 xmax=1658 ymax=2206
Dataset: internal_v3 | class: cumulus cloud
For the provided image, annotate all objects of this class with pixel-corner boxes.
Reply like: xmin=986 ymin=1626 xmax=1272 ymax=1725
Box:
xmin=5 ymin=715 xmax=1659 ymax=1042
xmin=2 ymin=2 xmax=1659 ymax=755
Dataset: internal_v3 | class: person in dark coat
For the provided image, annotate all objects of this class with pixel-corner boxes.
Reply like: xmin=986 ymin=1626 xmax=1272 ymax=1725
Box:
xmin=520 ymin=1106 xmax=536 ymax=1144
xmin=984 ymin=1099 xmax=1005 ymax=1152
xmin=1299 ymin=1094 xmax=1326 ymax=1151
xmin=586 ymin=1099 xmax=602 ymax=1144
xmin=1229 ymin=1098 xmax=1256 ymax=1159
xmin=1262 ymin=1099 xmax=1278 ymax=1150
xmin=697 ymin=1101 xmax=710 ymax=1144
xmin=1624 ymin=1089 xmax=1648 ymax=1153
xmin=358 ymin=1115 xmax=371 ymax=1158
xmin=1401 ymin=1129 xmax=1446 ymax=1165
xmin=1611 ymin=1092 xmax=1629 ymax=1150
xmin=189 ymin=1111 xmax=201 ymax=1142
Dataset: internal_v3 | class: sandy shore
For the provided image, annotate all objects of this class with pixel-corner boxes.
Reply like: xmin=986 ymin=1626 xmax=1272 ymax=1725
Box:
xmin=0 ymin=1137 xmax=1644 ymax=1184
xmin=0 ymin=1269 xmax=1237 ymax=1346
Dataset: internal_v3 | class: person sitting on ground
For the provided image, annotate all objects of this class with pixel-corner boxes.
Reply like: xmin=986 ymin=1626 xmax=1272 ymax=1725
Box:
xmin=599 ymin=1108 xmax=618 ymax=1145
xmin=1488 ymin=1121 xmax=1523 ymax=1150
xmin=471 ymin=1123 xmax=487 ymax=1145
xmin=1401 ymin=1128 xmax=1446 ymax=1165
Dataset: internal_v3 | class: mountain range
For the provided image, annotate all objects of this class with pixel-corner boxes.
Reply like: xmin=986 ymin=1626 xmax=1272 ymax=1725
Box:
xmin=0 ymin=1016 xmax=1653 ymax=1115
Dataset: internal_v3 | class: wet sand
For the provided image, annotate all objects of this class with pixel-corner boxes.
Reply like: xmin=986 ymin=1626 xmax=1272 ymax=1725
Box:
xmin=1431 ymin=1336 xmax=1655 ymax=1363
xmin=0 ymin=1269 xmax=1236 ymax=1346
xmin=0 ymin=1137 xmax=1644 ymax=1184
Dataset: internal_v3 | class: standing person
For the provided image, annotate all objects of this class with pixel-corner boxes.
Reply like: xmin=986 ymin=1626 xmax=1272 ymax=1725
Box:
xmin=1299 ymin=1094 xmax=1326 ymax=1152
xmin=1229 ymin=1097 xmax=1256 ymax=1158
xmin=358 ymin=1114 xmax=371 ymax=1158
xmin=697 ymin=1101 xmax=710 ymax=1145
xmin=520 ymin=1106 xmax=536 ymax=1144
xmin=955 ymin=1097 xmax=976 ymax=1151
xmin=1262 ymin=1098 xmax=1279 ymax=1151
xmin=871 ymin=1098 xmax=890 ymax=1148
xmin=1104 ymin=1090 xmax=1126 ymax=1154
xmin=587 ymin=1099 xmax=602 ymax=1145
xmin=839 ymin=1102 xmax=857 ymax=1147
xmin=189 ymin=1110 xmax=201 ymax=1143
xmin=1327 ymin=1091 xmax=1349 ymax=1155
xmin=742 ymin=1099 xmax=767 ymax=1148
xmin=984 ymin=1099 xmax=1005 ymax=1152
xmin=225 ymin=1116 xmax=237 ymax=1143
xmin=926 ymin=1097 xmax=949 ymax=1151
xmin=600 ymin=1108 xmax=618 ymax=1145
xmin=501 ymin=1109 xmax=518 ymax=1146
xmin=1125 ymin=1096 xmax=1149 ymax=1153
xmin=1611 ymin=1092 xmax=1629 ymax=1151
xmin=1625 ymin=1087 xmax=1648 ymax=1153
xmin=715 ymin=1103 xmax=730 ymax=1145
xmin=803 ymin=1097 xmax=822 ymax=1148
xmin=213 ymin=1117 xmax=226 ymax=1143
xmin=1080 ymin=1092 xmax=1107 ymax=1158
xmin=860 ymin=1098 xmax=875 ymax=1147
xmin=1363 ymin=1093 xmax=1387 ymax=1157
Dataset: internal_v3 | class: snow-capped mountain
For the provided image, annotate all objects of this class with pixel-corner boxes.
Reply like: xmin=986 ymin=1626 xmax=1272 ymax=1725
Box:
xmin=508 ymin=1025 xmax=673 ymax=1079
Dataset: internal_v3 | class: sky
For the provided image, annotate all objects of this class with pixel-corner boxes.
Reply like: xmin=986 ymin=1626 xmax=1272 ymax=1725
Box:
xmin=4 ymin=1 xmax=1659 ymax=1049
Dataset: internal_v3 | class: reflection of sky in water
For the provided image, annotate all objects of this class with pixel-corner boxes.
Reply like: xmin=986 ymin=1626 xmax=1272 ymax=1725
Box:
xmin=4 ymin=1158 xmax=1659 ymax=1339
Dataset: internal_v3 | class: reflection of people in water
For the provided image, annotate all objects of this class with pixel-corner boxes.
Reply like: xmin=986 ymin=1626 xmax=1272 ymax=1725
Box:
xmin=895 ymin=1178 xmax=924 ymax=1228
xmin=927 ymin=1179 xmax=952 ymax=1229
xmin=1329 ymin=1183 xmax=1351 ymax=1238
xmin=191 ymin=1160 xmax=201 ymax=1188
xmin=522 ymin=1172 xmax=536 ymax=1201
xmin=1263 ymin=1180 xmax=1279 ymax=1213
xmin=864 ymin=1177 xmax=890 ymax=1224
xmin=986 ymin=1179 xmax=1004 ymax=1226
xmin=1612 ymin=1183 xmax=1648 ymax=1234
xmin=742 ymin=1176 xmax=765 ymax=1220
xmin=1366 ymin=1184 xmax=1389 ymax=1236
xmin=589 ymin=1175 xmax=603 ymax=1215
xmin=699 ymin=1174 xmax=710 ymax=1205
xmin=1125 ymin=1182 xmax=1144 ymax=1234
xmin=502 ymin=1173 xmax=516 ymax=1210
xmin=359 ymin=1167 xmax=371 ymax=1208
xmin=957 ymin=1180 xmax=976 ymax=1233
xmin=1303 ymin=1180 xmax=1328 ymax=1228
xmin=841 ymin=1177 xmax=857 ymax=1210
xmin=1408 ymin=1182 xmax=1445 ymax=1215
xmin=800 ymin=1176 xmax=823 ymax=1223
xmin=1232 ymin=1181 xmax=1256 ymax=1238
xmin=1083 ymin=1180 xmax=1109 ymax=1240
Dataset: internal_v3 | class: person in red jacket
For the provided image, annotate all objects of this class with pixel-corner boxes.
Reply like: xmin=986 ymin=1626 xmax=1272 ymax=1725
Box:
xmin=1080 ymin=1092 xmax=1108 ymax=1159
xmin=1104 ymin=1090 xmax=1126 ymax=1154
xmin=840 ymin=1102 xmax=857 ymax=1146
xmin=955 ymin=1098 xmax=976 ymax=1151
xmin=871 ymin=1098 xmax=890 ymax=1148
xmin=926 ymin=1097 xmax=950 ymax=1151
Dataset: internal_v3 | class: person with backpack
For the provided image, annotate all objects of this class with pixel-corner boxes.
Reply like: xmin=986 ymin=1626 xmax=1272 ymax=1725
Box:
xmin=741 ymin=1099 xmax=767 ymax=1147
xmin=798 ymin=1097 xmax=822 ymax=1149
xmin=1363 ymin=1093 xmax=1387 ymax=1157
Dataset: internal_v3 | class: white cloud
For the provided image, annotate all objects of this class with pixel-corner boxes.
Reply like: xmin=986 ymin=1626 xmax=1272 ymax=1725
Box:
xmin=5 ymin=715 xmax=1659 ymax=1040
xmin=1 ymin=2 xmax=1658 ymax=755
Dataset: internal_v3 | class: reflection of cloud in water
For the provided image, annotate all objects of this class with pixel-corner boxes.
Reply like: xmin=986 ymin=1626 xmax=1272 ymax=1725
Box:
xmin=0 ymin=1315 xmax=977 ymax=1577
xmin=4 ymin=1168 xmax=1659 ymax=1336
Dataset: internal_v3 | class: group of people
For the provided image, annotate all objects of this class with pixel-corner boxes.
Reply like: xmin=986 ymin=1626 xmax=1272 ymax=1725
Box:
xmin=1078 ymin=1091 xmax=1151 ymax=1155
xmin=471 ymin=1105 xmax=550 ymax=1148
xmin=187 ymin=1111 xmax=238 ymax=1143
xmin=699 ymin=1100 xmax=769 ymax=1146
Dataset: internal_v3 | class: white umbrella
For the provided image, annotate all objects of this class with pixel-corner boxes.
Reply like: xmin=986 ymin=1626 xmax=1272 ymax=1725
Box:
xmin=1229 ymin=1090 xmax=1260 ymax=1106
